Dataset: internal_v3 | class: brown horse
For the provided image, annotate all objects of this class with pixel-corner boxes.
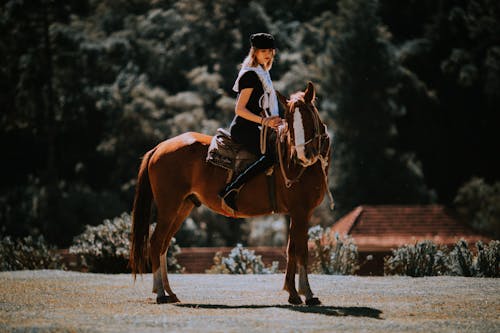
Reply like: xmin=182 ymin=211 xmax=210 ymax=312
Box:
xmin=130 ymin=82 xmax=332 ymax=305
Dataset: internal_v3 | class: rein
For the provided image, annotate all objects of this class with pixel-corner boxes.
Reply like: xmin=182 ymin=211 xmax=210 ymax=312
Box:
xmin=259 ymin=118 xmax=306 ymax=188
xmin=269 ymin=101 xmax=335 ymax=210
xmin=258 ymin=118 xmax=306 ymax=188
xmin=260 ymin=117 xmax=272 ymax=155
xmin=277 ymin=125 xmax=306 ymax=188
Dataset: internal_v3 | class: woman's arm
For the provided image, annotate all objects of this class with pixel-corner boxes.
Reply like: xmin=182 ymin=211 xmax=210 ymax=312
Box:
xmin=235 ymin=88 xmax=282 ymax=128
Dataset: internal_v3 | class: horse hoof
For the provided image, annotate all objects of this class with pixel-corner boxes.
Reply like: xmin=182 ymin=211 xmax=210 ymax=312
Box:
xmin=288 ymin=295 xmax=303 ymax=305
xmin=156 ymin=295 xmax=180 ymax=304
xmin=305 ymin=297 xmax=321 ymax=306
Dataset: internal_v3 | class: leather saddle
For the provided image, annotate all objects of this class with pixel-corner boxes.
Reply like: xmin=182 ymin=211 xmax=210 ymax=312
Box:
xmin=206 ymin=128 xmax=259 ymax=174
xmin=206 ymin=128 xmax=278 ymax=213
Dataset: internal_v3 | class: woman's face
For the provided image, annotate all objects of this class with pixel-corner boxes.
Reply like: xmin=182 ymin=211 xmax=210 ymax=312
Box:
xmin=255 ymin=48 xmax=275 ymax=66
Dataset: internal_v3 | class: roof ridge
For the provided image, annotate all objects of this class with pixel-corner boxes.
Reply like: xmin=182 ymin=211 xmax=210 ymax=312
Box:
xmin=361 ymin=204 xmax=445 ymax=209
xmin=346 ymin=206 xmax=364 ymax=234
xmin=330 ymin=204 xmax=492 ymax=249
xmin=330 ymin=205 xmax=364 ymax=235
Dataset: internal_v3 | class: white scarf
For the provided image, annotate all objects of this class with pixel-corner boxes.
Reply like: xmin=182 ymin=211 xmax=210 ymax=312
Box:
xmin=232 ymin=65 xmax=279 ymax=117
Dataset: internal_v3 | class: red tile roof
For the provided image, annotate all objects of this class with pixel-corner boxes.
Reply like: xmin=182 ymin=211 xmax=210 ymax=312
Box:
xmin=330 ymin=205 xmax=491 ymax=251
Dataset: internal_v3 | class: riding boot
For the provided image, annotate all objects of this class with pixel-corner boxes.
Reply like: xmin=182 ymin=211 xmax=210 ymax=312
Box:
xmin=219 ymin=155 xmax=274 ymax=211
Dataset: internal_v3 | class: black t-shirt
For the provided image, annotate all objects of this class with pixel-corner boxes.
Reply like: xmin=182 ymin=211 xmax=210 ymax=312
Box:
xmin=229 ymin=71 xmax=265 ymax=152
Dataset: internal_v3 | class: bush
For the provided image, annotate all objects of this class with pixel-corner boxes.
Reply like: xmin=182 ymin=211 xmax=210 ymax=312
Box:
xmin=206 ymin=244 xmax=279 ymax=274
xmin=69 ymin=212 xmax=183 ymax=273
xmin=308 ymin=225 xmax=359 ymax=275
xmin=0 ymin=235 xmax=64 ymax=271
xmin=475 ymin=240 xmax=500 ymax=277
xmin=448 ymin=239 xmax=474 ymax=276
xmin=385 ymin=239 xmax=500 ymax=277
xmin=449 ymin=239 xmax=500 ymax=277
xmin=384 ymin=240 xmax=449 ymax=276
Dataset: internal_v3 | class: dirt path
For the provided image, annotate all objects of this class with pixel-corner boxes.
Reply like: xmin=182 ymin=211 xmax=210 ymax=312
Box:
xmin=0 ymin=270 xmax=499 ymax=332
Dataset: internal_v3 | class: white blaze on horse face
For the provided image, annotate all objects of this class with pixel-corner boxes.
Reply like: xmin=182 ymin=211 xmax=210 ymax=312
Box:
xmin=293 ymin=107 xmax=306 ymax=161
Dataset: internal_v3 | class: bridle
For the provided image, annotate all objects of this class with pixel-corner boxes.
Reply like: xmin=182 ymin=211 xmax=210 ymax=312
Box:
xmin=260 ymin=92 xmax=335 ymax=209
xmin=276 ymin=99 xmax=334 ymax=208
xmin=278 ymin=100 xmax=326 ymax=171
xmin=291 ymin=102 xmax=329 ymax=167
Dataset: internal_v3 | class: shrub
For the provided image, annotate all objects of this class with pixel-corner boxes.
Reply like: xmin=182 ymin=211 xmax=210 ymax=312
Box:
xmin=0 ymin=235 xmax=64 ymax=271
xmin=308 ymin=225 xmax=359 ymax=275
xmin=474 ymin=240 xmax=500 ymax=277
xmin=448 ymin=239 xmax=474 ymax=276
xmin=69 ymin=212 xmax=183 ymax=273
xmin=384 ymin=240 xmax=449 ymax=276
xmin=385 ymin=239 xmax=499 ymax=277
xmin=448 ymin=239 xmax=500 ymax=277
xmin=206 ymin=243 xmax=279 ymax=274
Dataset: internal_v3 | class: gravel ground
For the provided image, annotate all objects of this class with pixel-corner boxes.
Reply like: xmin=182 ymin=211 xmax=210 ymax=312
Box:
xmin=0 ymin=270 xmax=499 ymax=333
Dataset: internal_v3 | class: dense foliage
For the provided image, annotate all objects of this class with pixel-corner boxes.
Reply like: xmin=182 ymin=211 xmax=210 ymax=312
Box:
xmin=308 ymin=225 xmax=359 ymax=275
xmin=1 ymin=0 xmax=499 ymax=247
xmin=69 ymin=213 xmax=183 ymax=273
xmin=0 ymin=235 xmax=64 ymax=271
xmin=383 ymin=240 xmax=449 ymax=276
xmin=384 ymin=239 xmax=500 ymax=277
xmin=454 ymin=177 xmax=500 ymax=239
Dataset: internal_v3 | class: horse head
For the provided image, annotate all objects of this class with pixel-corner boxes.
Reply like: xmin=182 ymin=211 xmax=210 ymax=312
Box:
xmin=277 ymin=82 xmax=329 ymax=168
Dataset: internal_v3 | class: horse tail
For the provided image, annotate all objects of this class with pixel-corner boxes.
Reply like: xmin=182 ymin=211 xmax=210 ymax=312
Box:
xmin=130 ymin=147 xmax=156 ymax=278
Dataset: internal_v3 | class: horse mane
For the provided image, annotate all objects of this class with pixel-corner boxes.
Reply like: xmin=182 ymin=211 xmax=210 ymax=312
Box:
xmin=288 ymin=91 xmax=317 ymax=108
xmin=288 ymin=91 xmax=305 ymax=106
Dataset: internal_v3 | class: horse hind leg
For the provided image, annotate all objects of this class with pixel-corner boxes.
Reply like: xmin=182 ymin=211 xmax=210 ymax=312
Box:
xmin=154 ymin=198 xmax=194 ymax=304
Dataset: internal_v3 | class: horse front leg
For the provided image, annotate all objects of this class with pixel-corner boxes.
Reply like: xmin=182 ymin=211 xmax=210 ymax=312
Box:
xmin=294 ymin=210 xmax=321 ymax=306
xmin=283 ymin=227 xmax=301 ymax=305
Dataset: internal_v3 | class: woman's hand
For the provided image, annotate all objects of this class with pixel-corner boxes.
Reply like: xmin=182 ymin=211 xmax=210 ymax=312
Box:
xmin=236 ymin=89 xmax=283 ymax=129
xmin=262 ymin=116 xmax=283 ymax=129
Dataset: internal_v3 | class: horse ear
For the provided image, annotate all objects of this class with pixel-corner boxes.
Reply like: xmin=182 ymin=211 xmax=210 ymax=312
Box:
xmin=304 ymin=81 xmax=316 ymax=104
xmin=276 ymin=90 xmax=288 ymax=108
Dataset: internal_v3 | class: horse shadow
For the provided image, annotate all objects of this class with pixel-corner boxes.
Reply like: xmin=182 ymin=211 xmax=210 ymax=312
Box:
xmin=174 ymin=303 xmax=383 ymax=319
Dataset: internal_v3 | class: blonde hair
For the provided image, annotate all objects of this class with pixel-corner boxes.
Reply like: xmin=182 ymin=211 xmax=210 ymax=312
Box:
xmin=241 ymin=47 xmax=276 ymax=71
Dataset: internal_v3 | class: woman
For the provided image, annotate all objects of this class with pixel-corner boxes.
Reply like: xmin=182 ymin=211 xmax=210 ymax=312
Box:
xmin=219 ymin=33 xmax=283 ymax=211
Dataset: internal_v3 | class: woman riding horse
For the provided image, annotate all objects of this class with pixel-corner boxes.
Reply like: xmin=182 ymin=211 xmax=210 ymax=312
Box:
xmin=129 ymin=37 xmax=332 ymax=306
xmin=218 ymin=32 xmax=283 ymax=211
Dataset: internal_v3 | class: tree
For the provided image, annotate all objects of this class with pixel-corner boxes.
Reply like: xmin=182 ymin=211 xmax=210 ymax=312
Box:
xmin=454 ymin=177 xmax=500 ymax=239
xmin=395 ymin=0 xmax=500 ymax=203
xmin=0 ymin=0 xmax=92 ymax=244
xmin=328 ymin=0 xmax=431 ymax=215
